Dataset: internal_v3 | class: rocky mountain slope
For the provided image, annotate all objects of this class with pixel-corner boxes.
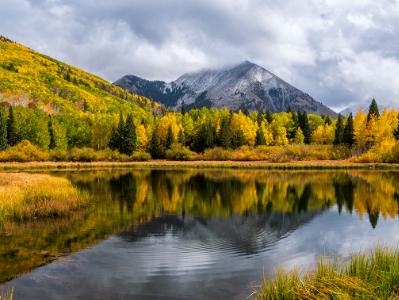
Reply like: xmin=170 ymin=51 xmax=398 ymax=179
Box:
xmin=115 ymin=61 xmax=336 ymax=116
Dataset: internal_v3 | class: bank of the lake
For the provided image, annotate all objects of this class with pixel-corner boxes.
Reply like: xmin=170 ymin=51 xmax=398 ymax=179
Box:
xmin=0 ymin=160 xmax=399 ymax=171
xmin=256 ymin=247 xmax=399 ymax=300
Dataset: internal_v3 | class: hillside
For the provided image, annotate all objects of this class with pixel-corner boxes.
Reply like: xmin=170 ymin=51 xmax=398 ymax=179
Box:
xmin=115 ymin=61 xmax=336 ymax=116
xmin=0 ymin=36 xmax=158 ymax=117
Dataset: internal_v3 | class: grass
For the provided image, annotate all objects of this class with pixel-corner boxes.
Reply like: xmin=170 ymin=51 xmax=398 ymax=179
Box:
xmin=256 ymin=247 xmax=399 ymax=300
xmin=0 ymin=173 xmax=86 ymax=221
xmin=0 ymin=288 xmax=13 ymax=300
xmin=0 ymin=160 xmax=397 ymax=171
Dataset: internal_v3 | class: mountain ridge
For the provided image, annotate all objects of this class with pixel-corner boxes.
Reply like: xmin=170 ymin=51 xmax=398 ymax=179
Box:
xmin=115 ymin=61 xmax=337 ymax=116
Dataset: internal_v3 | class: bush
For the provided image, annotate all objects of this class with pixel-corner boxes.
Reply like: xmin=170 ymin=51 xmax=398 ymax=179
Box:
xmin=352 ymin=140 xmax=399 ymax=163
xmin=0 ymin=140 xmax=49 ymax=162
xmin=131 ymin=150 xmax=152 ymax=161
xmin=165 ymin=144 xmax=196 ymax=160
xmin=49 ymin=149 xmax=68 ymax=161
xmin=68 ymin=147 xmax=98 ymax=162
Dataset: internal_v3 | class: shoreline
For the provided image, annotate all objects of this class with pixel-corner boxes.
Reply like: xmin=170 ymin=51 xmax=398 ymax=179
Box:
xmin=0 ymin=160 xmax=398 ymax=171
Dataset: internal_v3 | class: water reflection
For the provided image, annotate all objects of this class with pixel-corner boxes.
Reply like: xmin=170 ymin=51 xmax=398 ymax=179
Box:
xmin=1 ymin=170 xmax=399 ymax=299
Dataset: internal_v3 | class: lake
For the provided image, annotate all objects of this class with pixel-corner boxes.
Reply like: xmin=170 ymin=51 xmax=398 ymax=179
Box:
xmin=1 ymin=169 xmax=399 ymax=299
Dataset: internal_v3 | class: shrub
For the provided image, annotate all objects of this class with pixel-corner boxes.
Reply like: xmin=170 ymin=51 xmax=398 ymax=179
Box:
xmin=131 ymin=150 xmax=152 ymax=161
xmin=68 ymin=147 xmax=98 ymax=162
xmin=49 ymin=149 xmax=68 ymax=161
xmin=165 ymin=144 xmax=196 ymax=160
xmin=0 ymin=140 xmax=49 ymax=162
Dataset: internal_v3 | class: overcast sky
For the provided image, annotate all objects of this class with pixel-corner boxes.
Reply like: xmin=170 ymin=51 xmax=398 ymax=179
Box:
xmin=2 ymin=0 xmax=399 ymax=112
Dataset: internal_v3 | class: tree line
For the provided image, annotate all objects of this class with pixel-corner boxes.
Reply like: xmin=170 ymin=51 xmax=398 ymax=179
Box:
xmin=0 ymin=98 xmax=398 ymax=159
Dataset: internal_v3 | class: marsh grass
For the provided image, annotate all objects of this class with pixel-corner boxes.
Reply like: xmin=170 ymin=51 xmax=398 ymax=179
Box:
xmin=0 ymin=288 xmax=13 ymax=300
xmin=256 ymin=247 xmax=399 ymax=300
xmin=0 ymin=173 xmax=87 ymax=221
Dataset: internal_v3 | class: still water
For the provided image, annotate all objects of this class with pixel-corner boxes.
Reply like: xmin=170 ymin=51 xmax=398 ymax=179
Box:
xmin=1 ymin=169 xmax=399 ymax=299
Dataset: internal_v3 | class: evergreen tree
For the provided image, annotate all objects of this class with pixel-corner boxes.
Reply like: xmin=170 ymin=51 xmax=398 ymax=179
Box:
xmin=181 ymin=101 xmax=185 ymax=115
xmin=6 ymin=106 xmax=16 ymax=146
xmin=108 ymin=125 xmax=119 ymax=150
xmin=195 ymin=121 xmax=215 ymax=152
xmin=343 ymin=113 xmax=355 ymax=147
xmin=257 ymin=110 xmax=264 ymax=126
xmin=150 ymin=129 xmax=161 ymax=159
xmin=48 ymin=116 xmax=56 ymax=150
xmin=121 ymin=114 xmax=137 ymax=155
xmin=0 ymin=110 xmax=7 ymax=150
xmin=255 ymin=127 xmax=266 ymax=146
xmin=218 ymin=115 xmax=231 ymax=148
xmin=367 ymin=98 xmax=380 ymax=123
xmin=324 ymin=115 xmax=333 ymax=125
xmin=394 ymin=114 xmax=399 ymax=141
xmin=232 ymin=129 xmax=246 ymax=148
xmin=265 ymin=110 xmax=273 ymax=124
xmin=166 ymin=125 xmax=174 ymax=149
xmin=298 ymin=111 xmax=311 ymax=144
xmin=334 ymin=114 xmax=345 ymax=145
xmin=178 ymin=129 xmax=185 ymax=145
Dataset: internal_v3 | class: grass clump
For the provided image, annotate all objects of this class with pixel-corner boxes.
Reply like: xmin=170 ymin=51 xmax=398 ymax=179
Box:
xmin=0 ymin=173 xmax=86 ymax=221
xmin=0 ymin=288 xmax=13 ymax=300
xmin=166 ymin=143 xmax=196 ymax=161
xmin=0 ymin=140 xmax=49 ymax=162
xmin=256 ymin=247 xmax=399 ymax=300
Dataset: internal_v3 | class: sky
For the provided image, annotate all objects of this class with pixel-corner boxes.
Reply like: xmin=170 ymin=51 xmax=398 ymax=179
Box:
xmin=1 ymin=0 xmax=399 ymax=112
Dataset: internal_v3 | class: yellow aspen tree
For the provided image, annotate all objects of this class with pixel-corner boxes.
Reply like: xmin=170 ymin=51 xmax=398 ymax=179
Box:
xmin=230 ymin=111 xmax=257 ymax=146
xmin=137 ymin=123 xmax=149 ymax=150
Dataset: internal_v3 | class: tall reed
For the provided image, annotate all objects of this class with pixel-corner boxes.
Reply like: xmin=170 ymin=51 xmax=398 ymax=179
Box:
xmin=256 ymin=247 xmax=399 ymax=300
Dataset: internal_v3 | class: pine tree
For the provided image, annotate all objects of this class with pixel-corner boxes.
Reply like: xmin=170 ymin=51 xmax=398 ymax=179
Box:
xmin=121 ymin=114 xmax=137 ymax=155
xmin=166 ymin=125 xmax=174 ymax=149
xmin=232 ymin=129 xmax=246 ymax=148
xmin=218 ymin=115 xmax=231 ymax=148
xmin=108 ymin=125 xmax=119 ymax=150
xmin=265 ymin=110 xmax=273 ymax=124
xmin=6 ymin=106 xmax=16 ymax=146
xmin=178 ymin=129 xmax=185 ymax=145
xmin=0 ymin=110 xmax=7 ymax=150
xmin=255 ymin=127 xmax=266 ymax=146
xmin=334 ymin=114 xmax=344 ymax=145
xmin=109 ymin=113 xmax=124 ymax=151
xmin=343 ymin=113 xmax=355 ymax=147
xmin=150 ymin=127 xmax=161 ymax=159
xmin=367 ymin=98 xmax=380 ymax=123
xmin=257 ymin=110 xmax=264 ymax=126
xmin=181 ymin=101 xmax=186 ymax=115
xmin=394 ymin=114 xmax=399 ymax=141
xmin=48 ymin=116 xmax=56 ymax=150
xmin=298 ymin=111 xmax=311 ymax=144
xmin=195 ymin=121 xmax=215 ymax=152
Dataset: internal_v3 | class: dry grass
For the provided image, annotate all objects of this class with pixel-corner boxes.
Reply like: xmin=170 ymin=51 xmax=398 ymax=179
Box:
xmin=0 ymin=173 xmax=86 ymax=221
xmin=0 ymin=288 xmax=13 ymax=300
xmin=256 ymin=247 xmax=399 ymax=300
xmin=0 ymin=160 xmax=397 ymax=171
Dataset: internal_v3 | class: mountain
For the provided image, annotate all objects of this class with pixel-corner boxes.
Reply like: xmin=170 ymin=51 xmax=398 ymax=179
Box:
xmin=115 ymin=61 xmax=336 ymax=116
xmin=0 ymin=35 xmax=158 ymax=117
xmin=340 ymin=99 xmax=398 ymax=116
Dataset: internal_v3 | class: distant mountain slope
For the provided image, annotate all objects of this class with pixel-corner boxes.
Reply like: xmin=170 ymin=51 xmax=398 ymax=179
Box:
xmin=0 ymin=35 xmax=158 ymax=117
xmin=115 ymin=61 xmax=336 ymax=116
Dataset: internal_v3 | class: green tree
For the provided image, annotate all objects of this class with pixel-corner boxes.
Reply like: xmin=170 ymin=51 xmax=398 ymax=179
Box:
xmin=7 ymin=106 xmax=17 ymax=146
xmin=0 ymin=110 xmax=7 ymax=150
xmin=150 ymin=126 xmax=162 ymax=159
xmin=394 ymin=114 xmax=399 ymax=141
xmin=48 ymin=116 xmax=56 ymax=150
xmin=218 ymin=115 xmax=231 ymax=148
xmin=166 ymin=124 xmax=174 ymax=149
xmin=257 ymin=110 xmax=264 ymax=126
xmin=121 ymin=114 xmax=136 ymax=155
xmin=178 ymin=129 xmax=185 ymax=145
xmin=194 ymin=121 xmax=215 ymax=152
xmin=109 ymin=113 xmax=124 ymax=151
xmin=343 ymin=113 xmax=355 ymax=147
xmin=367 ymin=98 xmax=380 ymax=123
xmin=231 ymin=129 xmax=246 ymax=148
xmin=298 ymin=111 xmax=311 ymax=144
xmin=265 ymin=110 xmax=273 ymax=124
xmin=255 ymin=127 xmax=266 ymax=146
xmin=334 ymin=114 xmax=344 ymax=145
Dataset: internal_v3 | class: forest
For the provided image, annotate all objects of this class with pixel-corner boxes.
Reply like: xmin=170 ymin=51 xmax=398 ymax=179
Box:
xmin=0 ymin=98 xmax=398 ymax=163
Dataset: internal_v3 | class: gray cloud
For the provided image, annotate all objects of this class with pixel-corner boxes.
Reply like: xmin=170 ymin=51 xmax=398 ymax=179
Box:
xmin=1 ymin=0 xmax=399 ymax=111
